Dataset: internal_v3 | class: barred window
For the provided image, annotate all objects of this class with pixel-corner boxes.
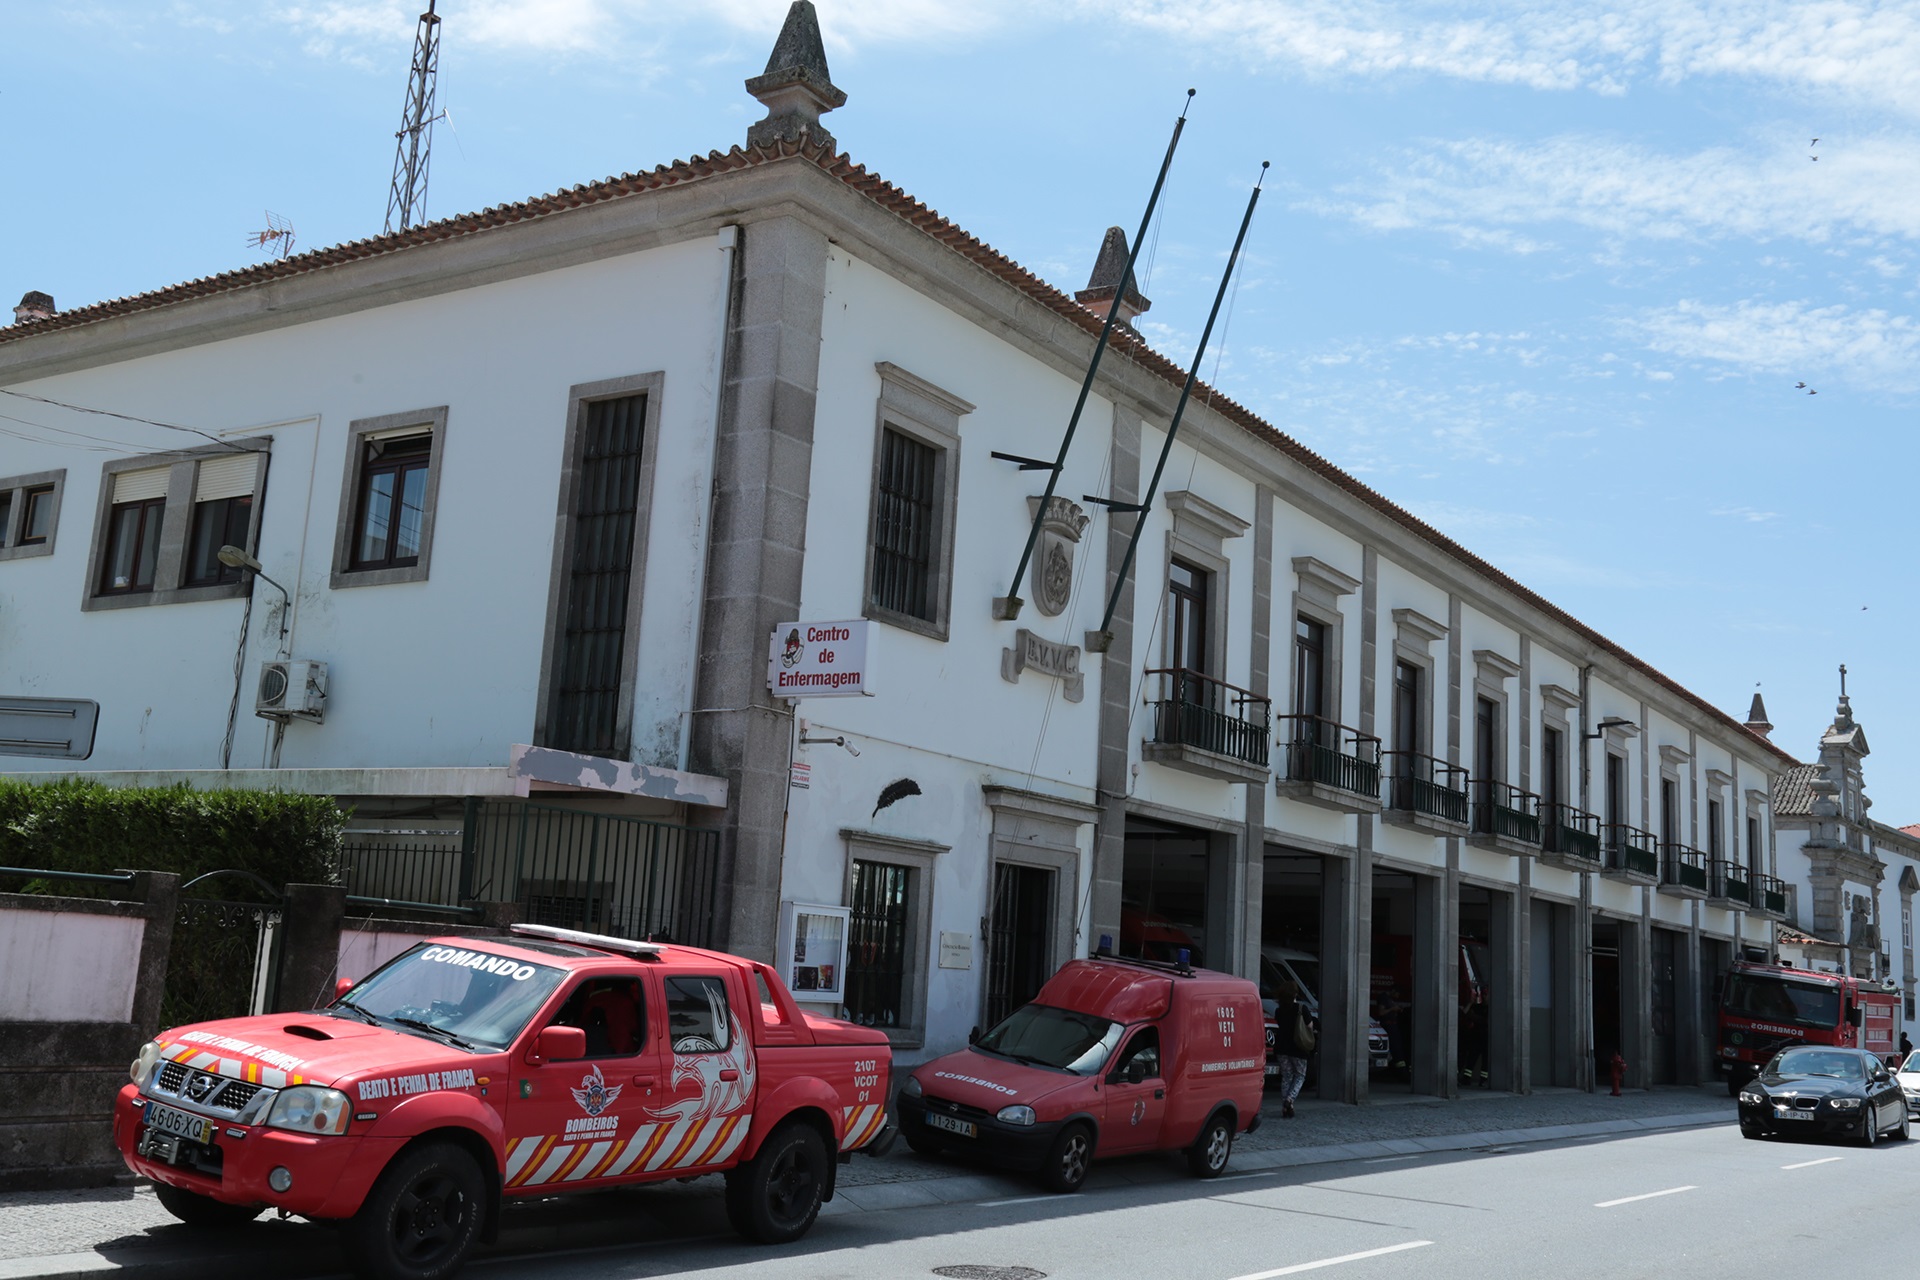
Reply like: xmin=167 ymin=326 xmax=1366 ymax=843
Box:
xmin=844 ymin=860 xmax=912 ymax=1030
xmin=869 ymin=427 xmax=937 ymax=621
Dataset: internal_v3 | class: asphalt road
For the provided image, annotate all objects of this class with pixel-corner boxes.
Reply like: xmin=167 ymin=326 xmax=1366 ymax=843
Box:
xmin=465 ymin=1122 xmax=1920 ymax=1280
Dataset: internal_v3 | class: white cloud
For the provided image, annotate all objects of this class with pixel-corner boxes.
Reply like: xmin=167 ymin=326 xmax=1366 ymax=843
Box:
xmin=1102 ymin=1 xmax=1920 ymax=116
xmin=1624 ymin=297 xmax=1920 ymax=390
xmin=1712 ymin=505 xmax=1782 ymax=522
xmin=1316 ymin=133 xmax=1920 ymax=252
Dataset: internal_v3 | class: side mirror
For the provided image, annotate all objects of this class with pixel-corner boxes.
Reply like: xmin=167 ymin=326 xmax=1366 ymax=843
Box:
xmin=1847 ymin=1004 xmax=1864 ymax=1027
xmin=968 ymin=1026 xmax=981 ymax=1046
xmin=1123 ymin=1060 xmax=1149 ymax=1086
xmin=334 ymin=977 xmax=355 ymax=1001
xmin=531 ymin=1025 xmax=587 ymax=1064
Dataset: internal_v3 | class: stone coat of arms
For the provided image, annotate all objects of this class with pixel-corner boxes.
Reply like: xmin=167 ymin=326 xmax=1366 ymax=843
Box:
xmin=1028 ymin=496 xmax=1090 ymax=617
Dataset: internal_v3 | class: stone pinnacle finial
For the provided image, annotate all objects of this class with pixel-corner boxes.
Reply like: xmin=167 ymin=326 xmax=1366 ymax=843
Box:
xmin=745 ymin=1 xmax=847 ymax=151
xmin=1745 ymin=691 xmax=1773 ymax=737
xmin=1074 ymin=227 xmax=1151 ymax=329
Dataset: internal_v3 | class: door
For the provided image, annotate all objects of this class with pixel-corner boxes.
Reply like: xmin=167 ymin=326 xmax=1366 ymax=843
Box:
xmin=986 ymin=863 xmax=1054 ymax=1028
xmin=1101 ymin=1026 xmax=1168 ymax=1154
xmin=504 ymin=974 xmax=664 ymax=1192
xmin=647 ymin=973 xmax=758 ymax=1174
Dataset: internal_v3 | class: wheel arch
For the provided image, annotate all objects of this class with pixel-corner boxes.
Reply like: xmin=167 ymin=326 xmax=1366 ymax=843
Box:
xmin=392 ymin=1125 xmax=502 ymax=1244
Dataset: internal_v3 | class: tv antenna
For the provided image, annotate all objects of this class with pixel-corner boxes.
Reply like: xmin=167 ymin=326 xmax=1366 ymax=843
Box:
xmin=247 ymin=211 xmax=296 ymax=259
xmin=384 ymin=0 xmax=444 ymax=234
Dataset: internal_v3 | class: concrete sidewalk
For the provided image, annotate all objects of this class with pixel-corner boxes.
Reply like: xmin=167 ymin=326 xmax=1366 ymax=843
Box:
xmin=0 ymin=1086 xmax=1733 ymax=1280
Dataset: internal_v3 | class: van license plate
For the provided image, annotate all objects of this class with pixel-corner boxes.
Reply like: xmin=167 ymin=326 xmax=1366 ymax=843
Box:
xmin=145 ymin=1103 xmax=213 ymax=1145
xmin=1774 ymin=1110 xmax=1813 ymax=1121
xmin=924 ymin=1112 xmax=976 ymax=1138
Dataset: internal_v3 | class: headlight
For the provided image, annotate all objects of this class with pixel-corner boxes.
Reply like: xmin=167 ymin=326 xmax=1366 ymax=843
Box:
xmin=265 ymin=1086 xmax=353 ymax=1135
xmin=996 ymin=1105 xmax=1036 ymax=1126
xmin=129 ymin=1041 xmax=163 ymax=1087
xmin=901 ymin=1075 xmax=923 ymax=1099
xmin=1739 ymin=1091 xmax=1763 ymax=1105
xmin=1827 ymin=1098 xmax=1862 ymax=1111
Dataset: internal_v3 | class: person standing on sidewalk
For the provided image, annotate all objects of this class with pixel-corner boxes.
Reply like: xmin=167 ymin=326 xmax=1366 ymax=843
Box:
xmin=1273 ymin=975 xmax=1314 ymax=1118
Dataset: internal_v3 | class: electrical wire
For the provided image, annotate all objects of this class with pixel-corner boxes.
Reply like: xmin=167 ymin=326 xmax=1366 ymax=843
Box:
xmin=0 ymin=389 xmax=261 ymax=453
xmin=220 ymin=589 xmax=256 ymax=770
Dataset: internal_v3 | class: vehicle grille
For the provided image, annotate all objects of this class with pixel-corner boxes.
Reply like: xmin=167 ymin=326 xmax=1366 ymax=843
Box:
xmin=148 ymin=1066 xmax=267 ymax=1116
xmin=922 ymin=1094 xmax=991 ymax=1123
xmin=1789 ymin=1097 xmax=1819 ymax=1110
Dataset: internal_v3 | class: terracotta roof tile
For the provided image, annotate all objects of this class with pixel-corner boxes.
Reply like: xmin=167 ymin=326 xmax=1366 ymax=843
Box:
xmin=0 ymin=139 xmax=1807 ymax=768
xmin=1774 ymin=764 xmax=1818 ymax=816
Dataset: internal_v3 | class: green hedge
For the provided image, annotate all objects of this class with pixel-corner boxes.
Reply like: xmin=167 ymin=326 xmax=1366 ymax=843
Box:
xmin=0 ymin=778 xmax=344 ymax=893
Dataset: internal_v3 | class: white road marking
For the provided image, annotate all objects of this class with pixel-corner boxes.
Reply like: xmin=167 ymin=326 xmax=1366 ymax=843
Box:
xmin=1216 ymin=1170 xmax=1282 ymax=1181
xmin=1594 ymin=1186 xmax=1696 ymax=1208
xmin=975 ymin=1194 xmax=1059 ymax=1207
xmin=1363 ymin=1155 xmax=1420 ymax=1164
xmin=1782 ymin=1156 xmax=1844 ymax=1170
xmin=1228 ymin=1240 xmax=1434 ymax=1279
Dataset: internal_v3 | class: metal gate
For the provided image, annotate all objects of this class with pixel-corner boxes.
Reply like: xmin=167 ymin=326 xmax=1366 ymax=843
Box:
xmin=166 ymin=871 xmax=283 ymax=1027
xmin=984 ymin=862 xmax=1053 ymax=1028
xmin=464 ymin=801 xmax=720 ymax=947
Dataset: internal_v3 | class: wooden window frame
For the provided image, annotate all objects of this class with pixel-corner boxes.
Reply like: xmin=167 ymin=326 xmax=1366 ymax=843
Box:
xmin=96 ymin=497 xmax=167 ymax=596
xmin=330 ymin=407 xmax=447 ymax=589
xmin=83 ymin=443 xmax=269 ymax=612
xmin=0 ymin=469 xmax=66 ymax=563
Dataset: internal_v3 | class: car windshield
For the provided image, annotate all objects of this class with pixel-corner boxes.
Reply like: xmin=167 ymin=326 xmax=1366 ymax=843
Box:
xmin=974 ymin=1004 xmax=1122 ymax=1075
xmin=1904 ymin=1052 xmax=1920 ymax=1074
xmin=1770 ymin=1047 xmax=1864 ymax=1080
xmin=1723 ymin=974 xmax=1842 ymax=1030
xmin=335 ymin=943 xmax=565 ymax=1051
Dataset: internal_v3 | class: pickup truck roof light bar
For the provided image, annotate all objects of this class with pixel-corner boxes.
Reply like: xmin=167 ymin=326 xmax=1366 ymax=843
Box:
xmin=508 ymin=922 xmax=663 ymax=957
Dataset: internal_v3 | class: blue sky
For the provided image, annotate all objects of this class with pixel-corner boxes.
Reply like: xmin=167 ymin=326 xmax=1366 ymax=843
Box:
xmin=7 ymin=1 xmax=1919 ymax=817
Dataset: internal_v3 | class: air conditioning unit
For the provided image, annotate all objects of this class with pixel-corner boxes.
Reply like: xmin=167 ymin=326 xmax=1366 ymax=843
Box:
xmin=256 ymin=660 xmax=328 ymax=723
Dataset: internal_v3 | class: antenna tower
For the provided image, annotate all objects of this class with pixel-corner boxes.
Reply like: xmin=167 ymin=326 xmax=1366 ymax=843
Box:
xmin=384 ymin=0 xmax=444 ymax=234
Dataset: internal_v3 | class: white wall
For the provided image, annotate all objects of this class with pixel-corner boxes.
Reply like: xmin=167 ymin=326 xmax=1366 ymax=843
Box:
xmin=0 ymin=908 xmax=142 ymax=1021
xmin=3 ymin=235 xmax=729 ymax=774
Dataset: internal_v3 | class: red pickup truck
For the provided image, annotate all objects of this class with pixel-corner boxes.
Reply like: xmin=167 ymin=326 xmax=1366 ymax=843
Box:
xmin=114 ymin=924 xmax=893 ymax=1280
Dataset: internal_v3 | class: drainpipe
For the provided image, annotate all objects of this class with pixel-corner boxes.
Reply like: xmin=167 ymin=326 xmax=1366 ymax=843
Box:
xmin=680 ymin=224 xmax=742 ymax=773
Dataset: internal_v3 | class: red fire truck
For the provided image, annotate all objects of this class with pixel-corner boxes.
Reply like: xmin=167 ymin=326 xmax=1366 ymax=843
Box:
xmin=1716 ymin=961 xmax=1900 ymax=1095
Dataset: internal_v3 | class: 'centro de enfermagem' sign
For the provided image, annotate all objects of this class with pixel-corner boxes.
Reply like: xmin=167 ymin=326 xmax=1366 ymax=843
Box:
xmin=768 ymin=620 xmax=871 ymax=698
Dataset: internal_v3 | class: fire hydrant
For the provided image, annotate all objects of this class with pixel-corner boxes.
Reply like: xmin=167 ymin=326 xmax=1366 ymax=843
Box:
xmin=1609 ymin=1052 xmax=1626 ymax=1097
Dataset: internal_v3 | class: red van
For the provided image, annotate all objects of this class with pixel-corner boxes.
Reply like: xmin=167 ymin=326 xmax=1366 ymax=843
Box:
xmin=896 ymin=956 xmax=1264 ymax=1191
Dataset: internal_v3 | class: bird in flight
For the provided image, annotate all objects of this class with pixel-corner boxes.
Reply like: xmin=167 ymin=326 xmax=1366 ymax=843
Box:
xmin=1796 ymin=382 xmax=1806 ymax=388
xmin=1812 ymin=138 xmax=1820 ymax=146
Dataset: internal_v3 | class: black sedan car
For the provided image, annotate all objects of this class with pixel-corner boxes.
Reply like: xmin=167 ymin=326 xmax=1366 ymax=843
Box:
xmin=1737 ymin=1046 xmax=1910 ymax=1144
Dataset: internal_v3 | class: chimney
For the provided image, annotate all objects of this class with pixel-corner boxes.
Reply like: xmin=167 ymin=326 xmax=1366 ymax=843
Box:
xmin=745 ymin=1 xmax=846 ymax=151
xmin=1074 ymin=227 xmax=1150 ymax=329
xmin=13 ymin=291 xmax=55 ymax=324
xmin=1746 ymin=691 xmax=1773 ymax=739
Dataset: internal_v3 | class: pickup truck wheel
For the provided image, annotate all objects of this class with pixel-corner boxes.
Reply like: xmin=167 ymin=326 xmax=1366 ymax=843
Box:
xmin=1037 ymin=1123 xmax=1093 ymax=1194
xmin=729 ymin=1123 xmax=827 ymax=1245
xmin=342 ymin=1142 xmax=485 ymax=1280
xmin=152 ymin=1182 xmax=262 ymax=1227
xmin=1187 ymin=1114 xmax=1233 ymax=1178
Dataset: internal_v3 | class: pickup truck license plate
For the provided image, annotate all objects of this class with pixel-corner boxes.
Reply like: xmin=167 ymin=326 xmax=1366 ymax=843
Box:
xmin=1774 ymin=1110 xmax=1813 ymax=1122
xmin=145 ymin=1102 xmax=213 ymax=1145
xmin=924 ymin=1112 xmax=976 ymax=1138
xmin=1265 ymin=1063 xmax=1280 ymax=1076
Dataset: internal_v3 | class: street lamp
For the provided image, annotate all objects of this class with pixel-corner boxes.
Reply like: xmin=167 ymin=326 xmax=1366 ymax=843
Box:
xmin=217 ymin=544 xmax=289 ymax=643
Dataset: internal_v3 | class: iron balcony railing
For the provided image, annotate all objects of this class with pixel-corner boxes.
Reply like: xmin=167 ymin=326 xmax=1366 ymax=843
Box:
xmin=1276 ymin=714 xmax=1381 ymax=799
xmin=1471 ymin=779 xmax=1541 ymax=845
xmin=1711 ymin=858 xmax=1752 ymax=906
xmin=1602 ymin=823 xmax=1659 ymax=878
xmin=1542 ymin=803 xmax=1601 ymax=862
xmin=1145 ymin=668 xmax=1271 ymax=768
xmin=1381 ymin=752 xmax=1469 ymax=824
xmin=1660 ymin=842 xmax=1709 ymax=894
xmin=1757 ymin=873 xmax=1789 ymax=916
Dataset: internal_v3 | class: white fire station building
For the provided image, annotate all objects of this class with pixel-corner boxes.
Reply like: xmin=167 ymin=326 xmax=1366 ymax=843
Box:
xmin=0 ymin=3 xmax=1799 ymax=1099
